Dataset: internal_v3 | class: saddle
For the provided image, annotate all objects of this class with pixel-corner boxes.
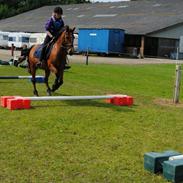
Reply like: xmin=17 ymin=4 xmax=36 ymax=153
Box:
xmin=34 ymin=41 xmax=55 ymax=60
xmin=34 ymin=28 xmax=65 ymax=61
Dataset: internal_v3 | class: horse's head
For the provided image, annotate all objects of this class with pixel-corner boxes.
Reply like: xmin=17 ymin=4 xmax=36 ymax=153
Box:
xmin=61 ymin=26 xmax=75 ymax=56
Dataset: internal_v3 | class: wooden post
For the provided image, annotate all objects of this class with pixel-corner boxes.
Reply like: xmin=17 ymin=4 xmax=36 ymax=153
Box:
xmin=174 ymin=64 xmax=181 ymax=103
xmin=176 ymin=47 xmax=179 ymax=61
xmin=11 ymin=44 xmax=15 ymax=57
xmin=140 ymin=36 xmax=145 ymax=59
xmin=86 ymin=48 xmax=89 ymax=65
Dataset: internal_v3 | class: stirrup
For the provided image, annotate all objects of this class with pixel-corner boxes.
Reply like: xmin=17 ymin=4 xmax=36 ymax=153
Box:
xmin=36 ymin=61 xmax=42 ymax=68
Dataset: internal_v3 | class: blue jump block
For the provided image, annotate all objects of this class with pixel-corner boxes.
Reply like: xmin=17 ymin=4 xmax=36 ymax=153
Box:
xmin=34 ymin=77 xmax=45 ymax=83
xmin=163 ymin=159 xmax=183 ymax=183
xmin=144 ymin=151 xmax=181 ymax=174
xmin=29 ymin=77 xmax=45 ymax=83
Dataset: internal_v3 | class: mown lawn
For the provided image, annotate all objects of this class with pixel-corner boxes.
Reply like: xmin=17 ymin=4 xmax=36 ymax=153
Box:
xmin=0 ymin=63 xmax=183 ymax=183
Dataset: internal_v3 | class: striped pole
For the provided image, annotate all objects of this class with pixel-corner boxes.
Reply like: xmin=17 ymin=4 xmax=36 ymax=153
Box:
xmin=0 ymin=76 xmax=45 ymax=83
xmin=0 ymin=75 xmax=44 ymax=79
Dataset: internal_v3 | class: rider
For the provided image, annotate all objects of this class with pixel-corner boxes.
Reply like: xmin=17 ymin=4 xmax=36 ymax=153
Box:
xmin=38 ymin=6 xmax=70 ymax=69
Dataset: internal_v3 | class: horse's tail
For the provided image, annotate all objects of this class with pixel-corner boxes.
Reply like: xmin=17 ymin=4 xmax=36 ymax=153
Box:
xmin=26 ymin=45 xmax=34 ymax=73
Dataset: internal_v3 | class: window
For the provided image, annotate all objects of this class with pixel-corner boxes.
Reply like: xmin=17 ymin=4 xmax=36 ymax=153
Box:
xmin=77 ymin=15 xmax=85 ymax=18
xmin=19 ymin=37 xmax=29 ymax=43
xmin=30 ymin=38 xmax=37 ymax=43
xmin=8 ymin=37 xmax=16 ymax=42
xmin=3 ymin=35 xmax=8 ymax=40
xmin=93 ymin=14 xmax=117 ymax=17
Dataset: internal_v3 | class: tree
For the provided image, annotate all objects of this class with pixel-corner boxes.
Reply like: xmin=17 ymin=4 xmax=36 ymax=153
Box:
xmin=0 ymin=0 xmax=89 ymax=19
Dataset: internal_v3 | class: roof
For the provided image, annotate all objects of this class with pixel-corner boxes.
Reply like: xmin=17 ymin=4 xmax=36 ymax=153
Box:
xmin=0 ymin=0 xmax=183 ymax=35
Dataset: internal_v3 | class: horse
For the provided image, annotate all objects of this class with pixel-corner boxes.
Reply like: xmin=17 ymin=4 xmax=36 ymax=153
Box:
xmin=28 ymin=25 xmax=75 ymax=96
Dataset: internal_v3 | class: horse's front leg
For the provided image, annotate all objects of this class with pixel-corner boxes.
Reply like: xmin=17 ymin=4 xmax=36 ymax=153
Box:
xmin=52 ymin=69 xmax=64 ymax=92
xmin=45 ymin=69 xmax=52 ymax=96
xmin=30 ymin=65 xmax=39 ymax=96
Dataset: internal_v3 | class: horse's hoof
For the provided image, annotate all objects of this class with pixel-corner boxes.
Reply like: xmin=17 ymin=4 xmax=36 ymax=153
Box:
xmin=51 ymin=85 xmax=56 ymax=92
xmin=47 ymin=89 xmax=52 ymax=96
xmin=33 ymin=90 xmax=39 ymax=96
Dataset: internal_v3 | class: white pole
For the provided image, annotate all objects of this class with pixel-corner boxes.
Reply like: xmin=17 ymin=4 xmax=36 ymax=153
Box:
xmin=18 ymin=76 xmax=44 ymax=79
xmin=169 ymin=155 xmax=183 ymax=161
xmin=25 ymin=95 xmax=127 ymax=101
xmin=174 ymin=65 xmax=181 ymax=103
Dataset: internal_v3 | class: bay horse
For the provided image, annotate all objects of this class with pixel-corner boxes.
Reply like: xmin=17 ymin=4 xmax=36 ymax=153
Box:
xmin=28 ymin=26 xmax=75 ymax=96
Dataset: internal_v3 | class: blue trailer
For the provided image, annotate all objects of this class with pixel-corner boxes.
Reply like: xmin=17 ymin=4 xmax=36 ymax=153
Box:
xmin=78 ymin=28 xmax=125 ymax=54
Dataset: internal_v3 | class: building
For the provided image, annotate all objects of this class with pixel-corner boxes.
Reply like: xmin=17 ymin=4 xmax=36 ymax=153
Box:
xmin=0 ymin=0 xmax=183 ymax=58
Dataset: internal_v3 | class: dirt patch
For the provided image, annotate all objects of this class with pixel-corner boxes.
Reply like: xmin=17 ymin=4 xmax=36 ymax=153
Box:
xmin=154 ymin=98 xmax=183 ymax=108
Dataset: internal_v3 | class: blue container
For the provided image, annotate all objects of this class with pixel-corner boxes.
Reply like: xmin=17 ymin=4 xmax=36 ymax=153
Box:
xmin=78 ymin=28 xmax=125 ymax=54
xmin=163 ymin=159 xmax=183 ymax=183
xmin=144 ymin=151 xmax=181 ymax=174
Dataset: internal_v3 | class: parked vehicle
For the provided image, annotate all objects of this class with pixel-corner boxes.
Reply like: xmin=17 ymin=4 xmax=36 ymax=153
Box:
xmin=78 ymin=28 xmax=125 ymax=55
xmin=73 ymin=33 xmax=78 ymax=53
xmin=29 ymin=33 xmax=46 ymax=47
xmin=0 ymin=31 xmax=9 ymax=48
xmin=8 ymin=32 xmax=30 ymax=48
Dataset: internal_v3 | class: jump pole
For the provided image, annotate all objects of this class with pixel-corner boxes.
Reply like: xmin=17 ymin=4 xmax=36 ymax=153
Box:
xmin=1 ymin=95 xmax=134 ymax=110
xmin=25 ymin=95 xmax=126 ymax=101
xmin=0 ymin=76 xmax=45 ymax=83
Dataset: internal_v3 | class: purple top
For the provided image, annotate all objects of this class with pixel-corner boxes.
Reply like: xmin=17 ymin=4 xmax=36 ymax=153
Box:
xmin=45 ymin=16 xmax=64 ymax=36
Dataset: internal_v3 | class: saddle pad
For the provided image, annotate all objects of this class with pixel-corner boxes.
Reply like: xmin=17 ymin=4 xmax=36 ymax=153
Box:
xmin=34 ymin=45 xmax=43 ymax=59
xmin=34 ymin=43 xmax=54 ymax=60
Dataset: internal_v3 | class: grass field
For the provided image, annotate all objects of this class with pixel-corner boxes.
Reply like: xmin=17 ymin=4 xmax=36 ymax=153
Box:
xmin=1 ymin=63 xmax=183 ymax=183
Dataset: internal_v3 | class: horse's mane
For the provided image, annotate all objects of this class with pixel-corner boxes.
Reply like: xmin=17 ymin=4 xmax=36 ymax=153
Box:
xmin=55 ymin=25 xmax=70 ymax=40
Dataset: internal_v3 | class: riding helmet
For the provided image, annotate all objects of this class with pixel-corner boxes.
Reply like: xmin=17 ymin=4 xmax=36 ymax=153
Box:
xmin=54 ymin=7 xmax=63 ymax=15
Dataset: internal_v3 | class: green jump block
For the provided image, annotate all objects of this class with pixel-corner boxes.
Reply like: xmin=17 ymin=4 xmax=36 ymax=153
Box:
xmin=144 ymin=151 xmax=181 ymax=174
xmin=163 ymin=159 xmax=183 ymax=183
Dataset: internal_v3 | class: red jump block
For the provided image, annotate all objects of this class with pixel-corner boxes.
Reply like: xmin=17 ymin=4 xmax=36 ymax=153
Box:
xmin=7 ymin=98 xmax=23 ymax=110
xmin=22 ymin=99 xmax=31 ymax=109
xmin=126 ymin=96 xmax=134 ymax=106
xmin=1 ymin=96 xmax=16 ymax=108
xmin=1 ymin=96 xmax=31 ymax=110
xmin=111 ymin=96 xmax=134 ymax=106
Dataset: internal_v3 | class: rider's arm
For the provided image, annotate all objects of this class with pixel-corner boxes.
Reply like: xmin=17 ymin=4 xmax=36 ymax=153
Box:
xmin=46 ymin=31 xmax=53 ymax=38
xmin=45 ymin=18 xmax=54 ymax=38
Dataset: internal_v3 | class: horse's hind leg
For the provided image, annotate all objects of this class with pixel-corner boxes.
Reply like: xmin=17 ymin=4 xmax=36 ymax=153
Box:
xmin=45 ymin=69 xmax=52 ymax=96
xmin=30 ymin=64 xmax=39 ymax=96
xmin=27 ymin=58 xmax=31 ymax=74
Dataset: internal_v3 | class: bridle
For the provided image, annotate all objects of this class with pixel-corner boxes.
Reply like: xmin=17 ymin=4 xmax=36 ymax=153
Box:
xmin=61 ymin=43 xmax=73 ymax=50
xmin=60 ymin=31 xmax=74 ymax=53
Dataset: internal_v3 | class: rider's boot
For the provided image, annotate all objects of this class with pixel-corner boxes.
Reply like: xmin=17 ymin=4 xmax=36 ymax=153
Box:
xmin=36 ymin=48 xmax=45 ymax=68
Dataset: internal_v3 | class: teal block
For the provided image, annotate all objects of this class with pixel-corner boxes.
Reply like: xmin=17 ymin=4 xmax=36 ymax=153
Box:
xmin=144 ymin=151 xmax=181 ymax=174
xmin=163 ymin=159 xmax=183 ymax=183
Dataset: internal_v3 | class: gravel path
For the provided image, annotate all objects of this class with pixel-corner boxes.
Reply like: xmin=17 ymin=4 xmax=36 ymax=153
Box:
xmin=68 ymin=55 xmax=183 ymax=65
xmin=1 ymin=49 xmax=182 ymax=65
